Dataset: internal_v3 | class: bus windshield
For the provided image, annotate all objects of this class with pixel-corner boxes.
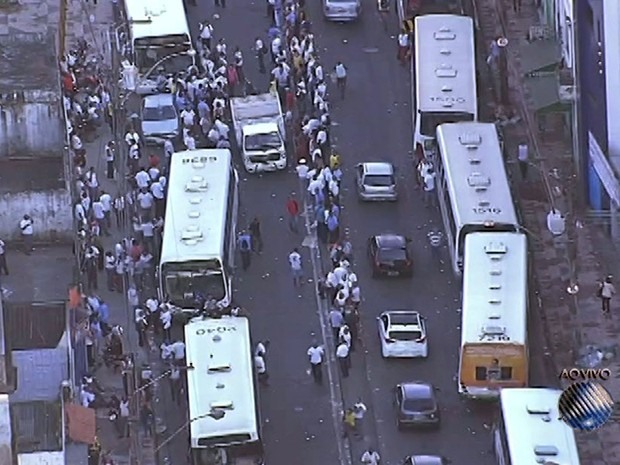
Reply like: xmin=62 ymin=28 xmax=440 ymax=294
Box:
xmin=134 ymin=42 xmax=193 ymax=74
xmin=163 ymin=263 xmax=226 ymax=307
xmin=192 ymin=442 xmax=263 ymax=465
xmin=420 ymin=111 xmax=474 ymax=137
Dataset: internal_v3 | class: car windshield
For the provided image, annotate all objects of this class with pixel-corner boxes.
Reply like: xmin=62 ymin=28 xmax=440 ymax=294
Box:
xmin=378 ymin=247 xmax=407 ymax=261
xmin=143 ymin=105 xmax=177 ymax=121
xmin=245 ymin=132 xmax=282 ymax=151
xmin=388 ymin=330 xmax=423 ymax=341
xmin=404 ymin=396 xmax=435 ymax=412
xmin=364 ymin=174 xmax=394 ymax=187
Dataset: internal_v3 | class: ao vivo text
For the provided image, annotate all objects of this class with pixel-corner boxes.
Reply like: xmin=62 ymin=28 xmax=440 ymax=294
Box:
xmin=559 ymin=368 xmax=612 ymax=381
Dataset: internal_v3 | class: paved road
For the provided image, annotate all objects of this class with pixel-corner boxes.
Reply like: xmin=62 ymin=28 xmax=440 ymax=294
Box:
xmin=152 ymin=2 xmax=557 ymax=465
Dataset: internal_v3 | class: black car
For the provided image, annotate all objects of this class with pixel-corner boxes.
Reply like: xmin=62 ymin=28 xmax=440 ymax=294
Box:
xmin=395 ymin=381 xmax=440 ymax=429
xmin=367 ymin=234 xmax=413 ymax=278
xmin=401 ymin=456 xmax=451 ymax=465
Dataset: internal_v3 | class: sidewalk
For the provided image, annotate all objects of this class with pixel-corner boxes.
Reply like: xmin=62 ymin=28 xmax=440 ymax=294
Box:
xmin=63 ymin=1 xmax=159 ymax=463
xmin=477 ymin=0 xmax=620 ymax=461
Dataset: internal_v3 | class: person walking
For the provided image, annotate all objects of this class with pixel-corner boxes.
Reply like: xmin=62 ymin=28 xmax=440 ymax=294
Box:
xmin=286 ymin=194 xmax=300 ymax=233
xmin=334 ymin=62 xmax=347 ymax=99
xmin=238 ymin=231 xmax=253 ymax=270
xmin=599 ymin=275 xmax=616 ymax=317
xmin=397 ymin=30 xmax=410 ymax=65
xmin=329 ymin=307 xmax=345 ymax=341
xmin=423 ymin=168 xmax=437 ymax=208
xmin=427 ymin=229 xmax=444 ymax=262
xmin=19 ymin=214 xmax=34 ymax=254
xmin=139 ymin=401 xmax=155 ymax=437
xmin=0 ymin=238 xmax=8 ymax=275
xmin=353 ymin=399 xmax=368 ymax=435
xmin=361 ymin=448 xmax=381 ymax=465
xmin=254 ymin=353 xmax=269 ymax=386
xmin=117 ymin=397 xmax=130 ymax=438
xmin=249 ymin=217 xmax=263 ymax=253
xmin=169 ymin=365 xmax=183 ymax=405
xmin=343 ymin=408 xmax=359 ymax=439
xmin=288 ymin=248 xmax=303 ymax=287
xmin=105 ymin=141 xmax=116 ymax=179
xmin=255 ymin=38 xmax=267 ymax=74
xmin=336 ymin=340 xmax=351 ymax=377
xmin=513 ymin=0 xmax=522 ymax=13
xmin=517 ymin=142 xmax=529 ymax=180
xmin=307 ymin=342 xmax=325 ymax=384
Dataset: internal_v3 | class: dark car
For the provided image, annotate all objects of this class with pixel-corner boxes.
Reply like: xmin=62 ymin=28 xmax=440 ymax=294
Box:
xmin=401 ymin=456 xmax=451 ymax=465
xmin=367 ymin=234 xmax=413 ymax=278
xmin=395 ymin=382 xmax=440 ymax=429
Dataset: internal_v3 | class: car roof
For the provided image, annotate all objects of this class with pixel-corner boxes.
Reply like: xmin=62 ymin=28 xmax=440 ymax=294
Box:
xmin=375 ymin=234 xmax=406 ymax=248
xmin=361 ymin=162 xmax=394 ymax=175
xmin=143 ymin=93 xmax=174 ymax=107
xmin=383 ymin=310 xmax=421 ymax=327
xmin=401 ymin=382 xmax=434 ymax=399
xmin=411 ymin=456 xmax=445 ymax=465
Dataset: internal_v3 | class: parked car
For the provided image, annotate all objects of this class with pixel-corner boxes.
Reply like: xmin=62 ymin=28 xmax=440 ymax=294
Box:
xmin=367 ymin=234 xmax=412 ymax=277
xmin=377 ymin=310 xmax=428 ymax=358
xmin=356 ymin=162 xmax=398 ymax=201
xmin=395 ymin=382 xmax=440 ymax=429
xmin=141 ymin=93 xmax=180 ymax=145
xmin=322 ymin=0 xmax=361 ymax=22
xmin=401 ymin=455 xmax=451 ymax=465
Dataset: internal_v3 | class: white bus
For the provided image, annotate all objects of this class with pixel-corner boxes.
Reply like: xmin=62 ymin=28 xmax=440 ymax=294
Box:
xmin=159 ymin=149 xmax=239 ymax=311
xmin=123 ymin=0 xmax=196 ymax=93
xmin=185 ymin=316 xmax=263 ymax=465
xmin=414 ymin=14 xmax=477 ymax=156
xmin=494 ymin=388 xmax=581 ymax=465
xmin=435 ymin=122 xmax=520 ymax=275
xmin=458 ymin=232 xmax=528 ymax=399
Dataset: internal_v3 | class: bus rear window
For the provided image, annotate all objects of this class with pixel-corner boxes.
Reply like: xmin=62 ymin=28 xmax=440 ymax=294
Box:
xmin=420 ymin=111 xmax=474 ymax=137
xmin=475 ymin=366 xmax=513 ymax=381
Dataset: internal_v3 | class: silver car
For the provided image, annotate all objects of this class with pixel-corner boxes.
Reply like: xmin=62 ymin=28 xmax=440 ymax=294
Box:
xmin=322 ymin=0 xmax=361 ymax=21
xmin=356 ymin=162 xmax=398 ymax=201
xmin=141 ymin=93 xmax=180 ymax=145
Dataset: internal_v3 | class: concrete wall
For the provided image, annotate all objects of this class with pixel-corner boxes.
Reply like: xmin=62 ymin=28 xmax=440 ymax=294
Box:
xmin=0 ymin=92 xmax=64 ymax=158
xmin=0 ymin=189 xmax=72 ymax=242
xmin=17 ymin=451 xmax=65 ymax=465
xmin=0 ymin=395 xmax=12 ymax=465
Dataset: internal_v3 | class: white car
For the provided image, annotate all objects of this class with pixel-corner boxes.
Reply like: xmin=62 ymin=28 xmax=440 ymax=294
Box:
xmin=141 ymin=93 xmax=180 ymax=145
xmin=377 ymin=310 xmax=428 ymax=358
xmin=356 ymin=162 xmax=398 ymax=201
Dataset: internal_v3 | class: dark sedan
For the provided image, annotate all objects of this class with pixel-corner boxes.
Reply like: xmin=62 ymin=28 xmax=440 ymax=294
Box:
xmin=395 ymin=381 xmax=440 ymax=429
xmin=367 ymin=234 xmax=413 ymax=278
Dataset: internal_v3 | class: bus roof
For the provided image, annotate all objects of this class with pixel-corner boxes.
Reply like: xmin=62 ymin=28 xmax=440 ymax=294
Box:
xmin=185 ymin=316 xmax=258 ymax=447
xmin=499 ymin=388 xmax=581 ymax=465
xmin=414 ymin=14 xmax=477 ymax=115
xmin=436 ymin=122 xmax=519 ymax=229
xmin=160 ymin=149 xmax=233 ymax=267
xmin=124 ymin=0 xmax=191 ymax=42
xmin=461 ymin=232 xmax=527 ymax=346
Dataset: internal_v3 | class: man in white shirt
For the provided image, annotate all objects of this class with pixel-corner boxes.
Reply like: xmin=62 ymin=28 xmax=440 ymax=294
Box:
xmin=288 ymin=248 xmax=303 ymax=287
xmin=336 ymin=341 xmax=350 ymax=377
xmin=0 ymin=238 xmax=8 ymax=275
xmin=160 ymin=342 xmax=173 ymax=361
xmin=160 ymin=306 xmax=172 ymax=341
xmin=135 ymin=168 xmax=150 ymax=189
xmin=163 ymin=139 xmax=174 ymax=162
xmin=125 ymin=130 xmax=140 ymax=147
xmin=19 ymin=214 xmax=34 ymax=254
xmin=181 ymin=108 xmax=195 ymax=128
xmin=150 ymin=181 xmax=165 ymax=218
xmin=148 ymin=165 xmax=160 ymax=182
xmin=254 ymin=354 xmax=269 ymax=386
xmin=307 ymin=343 xmax=325 ymax=384
xmin=91 ymin=198 xmax=109 ymax=236
xmin=99 ymin=191 xmax=112 ymax=230
xmin=137 ymin=189 xmax=154 ymax=218
xmin=361 ymin=448 xmax=380 ymax=465
xmin=170 ymin=340 xmax=186 ymax=361
xmin=423 ymin=168 xmax=437 ymax=208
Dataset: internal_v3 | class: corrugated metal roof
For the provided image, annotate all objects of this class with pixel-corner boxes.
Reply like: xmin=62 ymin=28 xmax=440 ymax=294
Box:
xmin=10 ymin=347 xmax=68 ymax=403
xmin=11 ymin=401 xmax=62 ymax=453
xmin=3 ymin=302 xmax=66 ymax=350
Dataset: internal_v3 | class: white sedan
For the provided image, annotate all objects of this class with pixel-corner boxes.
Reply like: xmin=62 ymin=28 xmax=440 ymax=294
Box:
xmin=377 ymin=310 xmax=428 ymax=358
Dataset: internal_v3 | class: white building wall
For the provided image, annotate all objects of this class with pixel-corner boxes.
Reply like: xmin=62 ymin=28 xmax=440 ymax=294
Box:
xmin=0 ymin=188 xmax=72 ymax=242
xmin=556 ymin=0 xmax=574 ymax=67
xmin=17 ymin=451 xmax=65 ymax=465
xmin=0 ymin=395 xmax=12 ymax=465
xmin=604 ymin=0 xmax=620 ymax=162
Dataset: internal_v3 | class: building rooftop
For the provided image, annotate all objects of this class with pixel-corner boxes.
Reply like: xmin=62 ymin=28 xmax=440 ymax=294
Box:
xmin=0 ymin=159 xmax=66 ymax=193
xmin=11 ymin=400 xmax=63 ymax=453
xmin=0 ymin=34 xmax=59 ymax=93
xmin=1 ymin=245 xmax=74 ymax=303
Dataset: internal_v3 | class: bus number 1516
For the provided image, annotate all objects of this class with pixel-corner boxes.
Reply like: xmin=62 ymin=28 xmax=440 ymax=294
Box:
xmin=473 ymin=207 xmax=502 ymax=214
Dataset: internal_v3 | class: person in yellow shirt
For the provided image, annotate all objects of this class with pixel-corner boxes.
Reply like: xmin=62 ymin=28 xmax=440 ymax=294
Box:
xmin=342 ymin=408 xmax=358 ymax=438
xmin=330 ymin=151 xmax=341 ymax=170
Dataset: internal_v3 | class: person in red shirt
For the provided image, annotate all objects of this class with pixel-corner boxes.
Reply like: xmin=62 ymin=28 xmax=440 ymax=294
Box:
xmin=286 ymin=194 xmax=300 ymax=233
xmin=129 ymin=239 xmax=143 ymax=262
xmin=285 ymin=87 xmax=295 ymax=113
xmin=148 ymin=154 xmax=160 ymax=168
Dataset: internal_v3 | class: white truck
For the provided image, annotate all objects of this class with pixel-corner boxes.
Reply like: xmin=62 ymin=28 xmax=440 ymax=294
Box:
xmin=230 ymin=91 xmax=287 ymax=173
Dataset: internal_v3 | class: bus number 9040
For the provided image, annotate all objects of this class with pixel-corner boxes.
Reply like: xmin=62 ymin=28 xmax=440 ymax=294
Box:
xmin=473 ymin=207 xmax=502 ymax=214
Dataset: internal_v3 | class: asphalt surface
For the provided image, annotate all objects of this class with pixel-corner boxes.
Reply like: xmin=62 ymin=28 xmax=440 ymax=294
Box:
xmin=150 ymin=2 xmax=556 ymax=465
